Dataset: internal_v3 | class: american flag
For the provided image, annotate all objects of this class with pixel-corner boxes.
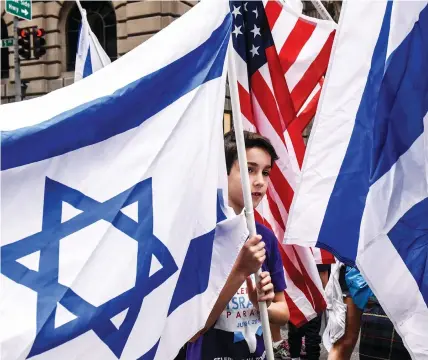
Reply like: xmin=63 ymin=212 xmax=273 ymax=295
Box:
xmin=230 ymin=0 xmax=336 ymax=326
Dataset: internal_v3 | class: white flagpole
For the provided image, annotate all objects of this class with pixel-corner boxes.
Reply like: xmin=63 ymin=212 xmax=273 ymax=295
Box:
xmin=75 ymin=0 xmax=84 ymax=13
xmin=226 ymin=39 xmax=275 ymax=360
xmin=309 ymin=0 xmax=335 ymax=22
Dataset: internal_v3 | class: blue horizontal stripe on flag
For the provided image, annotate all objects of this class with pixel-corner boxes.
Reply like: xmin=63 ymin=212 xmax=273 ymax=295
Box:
xmin=1 ymin=13 xmax=231 ymax=171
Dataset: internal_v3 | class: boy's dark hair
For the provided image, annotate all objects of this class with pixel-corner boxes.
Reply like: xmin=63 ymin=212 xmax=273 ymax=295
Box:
xmin=224 ymin=130 xmax=279 ymax=175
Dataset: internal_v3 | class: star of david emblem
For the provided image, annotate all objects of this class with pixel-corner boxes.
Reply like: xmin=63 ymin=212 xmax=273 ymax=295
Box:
xmin=1 ymin=177 xmax=178 ymax=358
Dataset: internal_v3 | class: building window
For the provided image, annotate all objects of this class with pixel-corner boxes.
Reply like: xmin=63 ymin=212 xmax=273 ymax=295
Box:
xmin=1 ymin=18 xmax=10 ymax=79
xmin=66 ymin=1 xmax=117 ymax=71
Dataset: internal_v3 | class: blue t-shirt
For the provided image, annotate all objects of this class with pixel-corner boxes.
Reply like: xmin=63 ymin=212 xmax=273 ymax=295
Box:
xmin=186 ymin=223 xmax=286 ymax=360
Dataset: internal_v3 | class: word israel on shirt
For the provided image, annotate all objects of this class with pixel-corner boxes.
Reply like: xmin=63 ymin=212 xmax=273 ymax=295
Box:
xmin=225 ymin=287 xmax=260 ymax=322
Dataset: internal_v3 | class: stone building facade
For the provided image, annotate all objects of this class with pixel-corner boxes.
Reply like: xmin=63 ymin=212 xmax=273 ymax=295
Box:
xmin=1 ymin=1 xmax=196 ymax=103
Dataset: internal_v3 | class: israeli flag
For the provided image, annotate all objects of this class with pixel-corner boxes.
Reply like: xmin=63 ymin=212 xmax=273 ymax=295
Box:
xmin=74 ymin=4 xmax=111 ymax=82
xmin=285 ymin=1 xmax=428 ymax=358
xmin=0 ymin=1 xmax=248 ymax=359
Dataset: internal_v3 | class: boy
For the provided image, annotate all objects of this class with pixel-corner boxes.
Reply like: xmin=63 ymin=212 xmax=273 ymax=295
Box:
xmin=186 ymin=131 xmax=289 ymax=360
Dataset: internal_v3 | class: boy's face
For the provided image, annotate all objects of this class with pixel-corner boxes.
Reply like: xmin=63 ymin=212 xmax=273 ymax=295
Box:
xmin=228 ymin=147 xmax=272 ymax=214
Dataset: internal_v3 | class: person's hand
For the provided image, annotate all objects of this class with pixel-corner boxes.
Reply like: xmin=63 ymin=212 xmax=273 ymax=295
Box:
xmin=246 ymin=272 xmax=274 ymax=309
xmin=234 ymin=235 xmax=265 ymax=277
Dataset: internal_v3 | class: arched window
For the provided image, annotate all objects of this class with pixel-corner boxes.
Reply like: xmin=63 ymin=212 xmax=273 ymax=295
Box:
xmin=1 ymin=18 xmax=10 ymax=79
xmin=66 ymin=1 xmax=117 ymax=71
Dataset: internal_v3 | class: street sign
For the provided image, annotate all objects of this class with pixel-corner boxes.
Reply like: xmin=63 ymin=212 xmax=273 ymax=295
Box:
xmin=1 ymin=38 xmax=15 ymax=48
xmin=5 ymin=0 xmax=32 ymax=21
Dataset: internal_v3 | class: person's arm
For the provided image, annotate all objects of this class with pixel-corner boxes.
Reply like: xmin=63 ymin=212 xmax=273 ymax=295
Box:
xmin=248 ymin=227 xmax=289 ymax=326
xmin=267 ymin=291 xmax=288 ymax=325
xmin=190 ymin=234 xmax=266 ymax=341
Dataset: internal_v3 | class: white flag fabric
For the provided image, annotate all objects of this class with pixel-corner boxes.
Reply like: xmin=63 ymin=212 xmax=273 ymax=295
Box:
xmin=287 ymin=0 xmax=303 ymax=13
xmin=281 ymin=0 xmax=303 ymax=13
xmin=74 ymin=6 xmax=111 ymax=82
xmin=285 ymin=0 xmax=428 ymax=358
xmin=0 ymin=1 xmax=248 ymax=359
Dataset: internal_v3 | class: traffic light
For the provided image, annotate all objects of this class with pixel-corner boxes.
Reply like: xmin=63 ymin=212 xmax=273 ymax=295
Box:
xmin=33 ymin=28 xmax=46 ymax=59
xmin=18 ymin=28 xmax=31 ymax=60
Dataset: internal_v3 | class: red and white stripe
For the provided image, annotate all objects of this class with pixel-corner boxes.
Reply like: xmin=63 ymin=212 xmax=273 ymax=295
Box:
xmin=233 ymin=0 xmax=335 ymax=326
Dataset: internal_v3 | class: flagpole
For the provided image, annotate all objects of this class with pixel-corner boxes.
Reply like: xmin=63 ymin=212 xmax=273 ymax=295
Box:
xmin=75 ymin=0 xmax=84 ymax=13
xmin=309 ymin=0 xmax=335 ymax=22
xmin=226 ymin=40 xmax=275 ymax=360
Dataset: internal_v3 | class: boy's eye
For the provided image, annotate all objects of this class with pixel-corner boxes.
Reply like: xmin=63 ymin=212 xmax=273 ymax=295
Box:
xmin=248 ymin=168 xmax=254 ymax=173
xmin=263 ymin=171 xmax=270 ymax=177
